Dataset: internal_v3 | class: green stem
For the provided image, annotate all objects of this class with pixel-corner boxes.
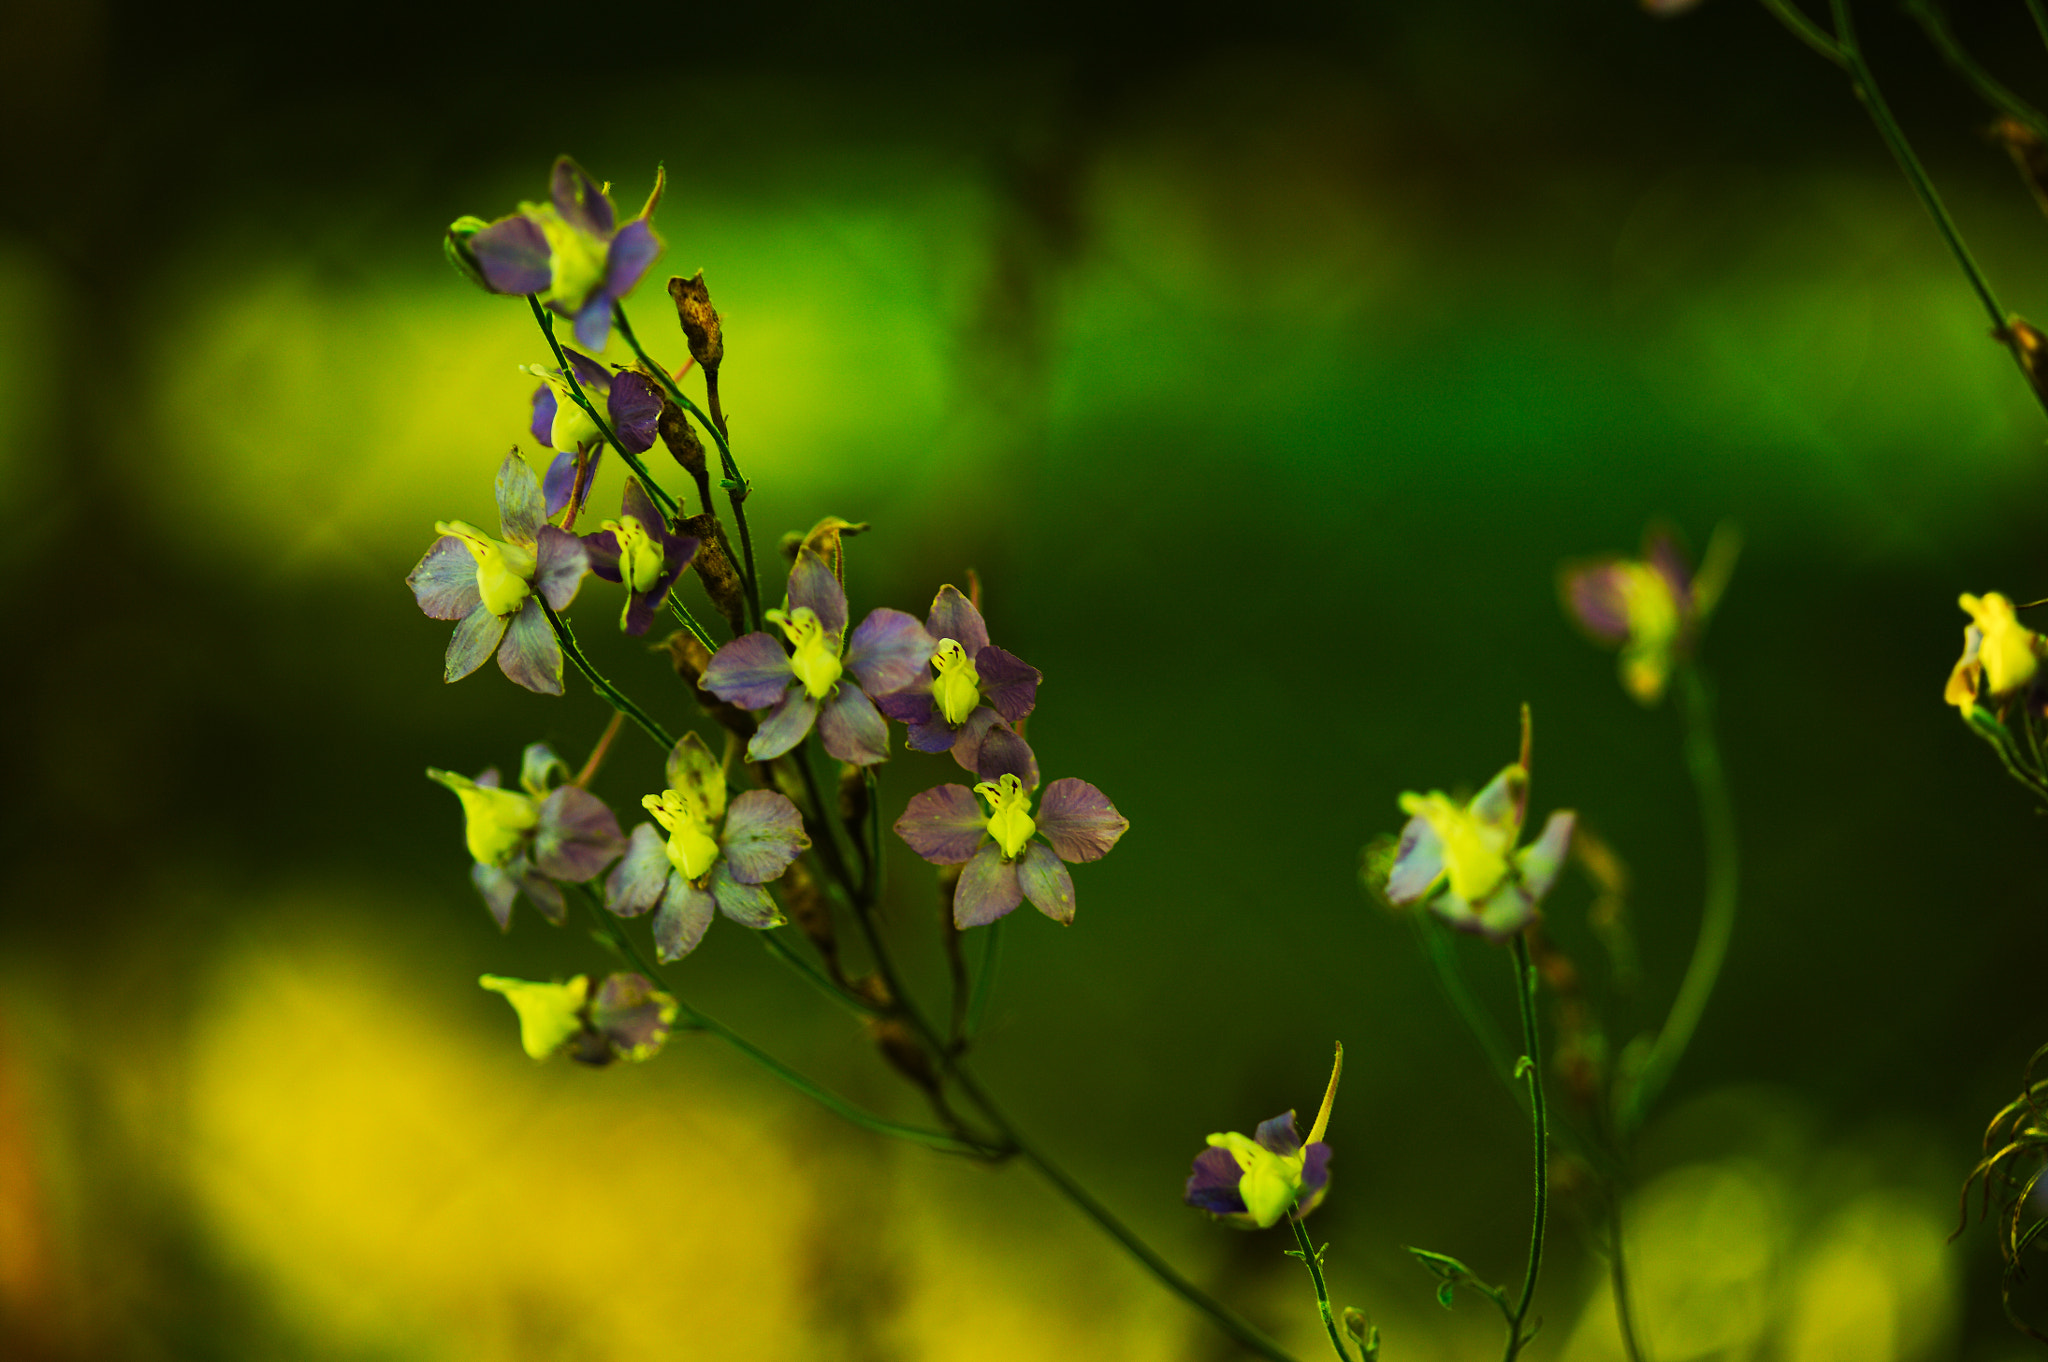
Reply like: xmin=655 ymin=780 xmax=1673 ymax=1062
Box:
xmin=2029 ymin=0 xmax=2048 ymax=53
xmin=1289 ymin=1212 xmax=1354 ymax=1362
xmin=527 ymin=297 xmax=682 ymax=520
xmin=1755 ymin=0 xmax=1848 ymax=66
xmin=1619 ymin=663 xmax=1738 ymax=1132
xmin=540 ymin=600 xmax=676 ymax=751
xmin=760 ymin=928 xmax=883 ymax=1019
xmin=1903 ymin=0 xmax=2048 ymax=138
xmin=1607 ymin=1188 xmax=1650 ymax=1362
xmin=1504 ymin=933 xmax=1548 ymax=1362
xmin=965 ymin=916 xmax=1002 ymax=1040
xmin=1410 ymin=910 xmax=1518 ymax=1093
xmin=666 ymin=591 xmax=717 ymax=652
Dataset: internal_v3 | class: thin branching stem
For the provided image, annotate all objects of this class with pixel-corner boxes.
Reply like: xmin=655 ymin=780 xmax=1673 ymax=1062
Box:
xmin=540 ymin=600 xmax=677 ymax=751
xmin=1504 ymin=933 xmax=1549 ymax=1362
xmin=1903 ymin=0 xmax=2048 ymax=139
xmin=1289 ymin=1213 xmax=1354 ymax=1361
xmin=527 ymin=297 xmax=685 ymax=520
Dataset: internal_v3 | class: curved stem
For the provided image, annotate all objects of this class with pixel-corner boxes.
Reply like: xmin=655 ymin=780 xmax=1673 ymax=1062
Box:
xmin=540 ymin=600 xmax=676 ymax=751
xmin=1289 ymin=1212 xmax=1354 ymax=1361
xmin=1904 ymin=0 xmax=2048 ymax=139
xmin=1619 ymin=663 xmax=1737 ymax=1132
xmin=1756 ymin=0 xmax=1847 ymax=67
xmin=1607 ymin=1188 xmax=1650 ymax=1362
xmin=965 ymin=915 xmax=1002 ymax=1042
xmin=2030 ymin=0 xmax=2048 ymax=54
xmin=761 ymin=928 xmax=884 ymax=1019
xmin=527 ymin=296 xmax=684 ymax=521
xmin=1504 ymin=933 xmax=1548 ymax=1362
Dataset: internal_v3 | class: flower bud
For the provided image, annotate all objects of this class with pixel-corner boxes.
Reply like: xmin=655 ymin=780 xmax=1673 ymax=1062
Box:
xmin=657 ymin=393 xmax=709 ymax=490
xmin=1991 ymin=117 xmax=2048 ymax=220
xmin=867 ymin=1017 xmax=941 ymax=1096
xmin=443 ymin=216 xmax=493 ymax=291
xmin=1996 ymin=317 xmax=2048 ymax=411
xmin=668 ymin=272 xmax=724 ymax=370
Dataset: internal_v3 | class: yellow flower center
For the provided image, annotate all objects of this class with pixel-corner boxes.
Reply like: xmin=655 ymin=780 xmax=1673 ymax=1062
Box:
xmin=768 ymin=606 xmax=843 ymax=699
xmin=974 ymin=773 xmax=1037 ymax=860
xmin=531 ymin=205 xmax=608 ymax=312
xmin=1397 ymin=791 xmax=1511 ymax=904
xmin=549 ymin=380 xmax=601 ymax=451
xmin=643 ymin=788 xmax=721 ymax=881
xmin=437 ymin=519 xmax=536 ymax=617
xmin=1205 ymin=1131 xmax=1306 ymax=1229
xmin=1965 ymin=593 xmax=2041 ymax=696
xmin=604 ymin=515 xmax=666 ymax=594
xmin=931 ymin=638 xmax=983 ymax=726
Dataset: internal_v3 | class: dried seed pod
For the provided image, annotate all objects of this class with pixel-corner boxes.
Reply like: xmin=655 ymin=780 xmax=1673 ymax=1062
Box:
xmin=867 ymin=1018 xmax=941 ymax=1096
xmin=668 ymin=271 xmax=724 ymax=371
xmin=779 ymin=858 xmax=837 ymax=969
xmin=656 ymin=393 xmax=712 ymax=510
xmin=663 ymin=630 xmax=756 ymax=738
xmin=679 ymin=511 xmax=747 ymax=636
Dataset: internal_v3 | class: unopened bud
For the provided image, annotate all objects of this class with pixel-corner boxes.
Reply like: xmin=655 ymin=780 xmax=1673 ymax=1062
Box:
xmin=1996 ymin=317 xmax=2048 ymax=410
xmin=1992 ymin=117 xmax=2048 ymax=220
xmin=668 ymin=271 xmax=724 ymax=370
xmin=658 ymin=394 xmax=708 ymax=477
xmin=868 ymin=1018 xmax=940 ymax=1096
xmin=443 ymin=216 xmax=492 ymax=291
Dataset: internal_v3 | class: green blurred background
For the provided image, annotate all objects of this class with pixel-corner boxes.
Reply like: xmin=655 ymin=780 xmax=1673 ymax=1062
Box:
xmin=6 ymin=0 xmax=2048 ymax=1357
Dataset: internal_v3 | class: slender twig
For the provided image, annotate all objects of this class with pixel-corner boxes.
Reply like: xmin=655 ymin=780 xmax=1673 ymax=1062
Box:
xmin=1903 ymin=0 xmax=2048 ymax=139
xmin=1607 ymin=1187 xmax=1649 ymax=1362
xmin=760 ymin=929 xmax=884 ymax=1019
xmin=666 ymin=590 xmax=718 ymax=652
xmin=1756 ymin=0 xmax=1847 ymax=67
xmin=540 ymin=600 xmax=676 ymax=751
xmin=1504 ymin=934 xmax=1549 ymax=1362
xmin=1289 ymin=1214 xmax=1355 ymax=1361
xmin=572 ymin=710 xmax=627 ymax=788
xmin=965 ymin=916 xmax=1002 ymax=1041
xmin=527 ymin=296 xmax=684 ymax=520
xmin=2029 ymin=0 xmax=2048 ymax=53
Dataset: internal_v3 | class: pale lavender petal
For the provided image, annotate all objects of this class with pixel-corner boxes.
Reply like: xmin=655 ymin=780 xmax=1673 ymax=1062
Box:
xmin=1254 ymin=1111 xmax=1303 ymax=1156
xmin=953 ymin=843 xmax=1023 ymax=928
xmin=845 ymin=608 xmax=935 ymax=696
xmin=1470 ymin=882 xmax=1538 ymax=941
xmin=1562 ymin=560 xmax=1632 ymax=644
xmin=817 ymin=685 xmax=889 ymax=766
xmin=551 ymin=156 xmax=614 ymax=236
xmin=605 ymin=824 xmax=668 ymax=917
xmin=653 ymin=874 xmax=716 ymax=962
xmin=1469 ymin=764 xmax=1528 ymax=840
xmin=872 ymin=677 xmax=935 ymax=725
xmin=605 ymin=219 xmax=660 ymax=299
xmin=664 ymin=733 xmax=725 ymax=821
xmin=475 ymin=768 xmax=504 ymax=789
xmin=746 ymin=688 xmax=818 ymax=762
xmin=894 ymin=785 xmax=986 ymax=865
xmin=925 ymin=585 xmax=989 ymax=657
xmin=471 ymin=862 xmax=519 ymax=930
xmin=531 ymin=385 xmax=558 ymax=448
xmin=533 ymin=786 xmax=626 ymax=881
xmin=621 ymin=476 xmax=662 ymax=529
xmin=572 ymin=293 xmax=611 ymax=352
xmin=582 ymin=526 xmax=623 ymax=582
xmin=721 ymin=789 xmax=811 ymax=884
xmin=519 ymin=872 xmax=567 ymax=925
xmin=1428 ymin=889 xmax=1486 ymax=936
xmin=1186 ymin=1146 xmax=1250 ymax=1215
xmin=701 ymin=633 xmax=795 ymax=709
xmin=495 ymin=452 xmax=547 ymax=545
xmin=408 ymin=535 xmax=481 ymax=620
xmin=1513 ymin=810 xmax=1576 ymax=906
xmin=497 ymin=598 xmax=564 ymax=695
xmin=944 ymin=706 xmax=1002 ymax=771
xmin=785 ymin=548 xmax=846 ymax=638
xmin=973 ymin=723 xmax=1038 ymax=787
xmin=543 ymin=451 xmax=578 ymax=516
xmin=908 ymin=710 xmax=956 ymax=754
xmin=607 ymin=371 xmax=661 ymax=453
xmin=710 ymin=861 xmax=784 ymax=929
xmin=468 ymin=215 xmax=551 ymax=294
xmin=1016 ymin=843 xmax=1076 ymax=924
xmin=1034 ymin=779 xmax=1128 ymax=864
xmin=533 ymin=525 xmax=588 ymax=611
xmin=590 ymin=973 xmax=674 ymax=1060
xmin=976 ymin=646 xmax=1040 ymax=722
xmin=1301 ymin=1142 xmax=1332 ymax=1197
xmin=1384 ymin=813 xmax=1444 ymax=905
xmin=445 ymin=602 xmax=508 ymax=682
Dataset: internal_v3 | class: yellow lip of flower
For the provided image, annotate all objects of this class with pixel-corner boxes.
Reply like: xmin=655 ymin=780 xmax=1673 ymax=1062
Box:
xmin=428 ymin=768 xmax=541 ymax=867
xmin=1202 ymin=1044 xmax=1343 ymax=1229
xmin=603 ymin=515 xmax=666 ymax=594
xmin=479 ymin=975 xmax=590 ymax=1060
xmin=1397 ymin=789 xmax=1514 ymax=904
xmin=931 ymin=638 xmax=983 ymax=725
xmin=767 ymin=605 xmax=844 ymax=699
xmin=1959 ymin=592 xmax=2041 ymax=701
xmin=643 ymin=788 xmax=721 ymax=881
xmin=973 ymin=772 xmax=1037 ymax=860
xmin=436 ymin=519 xmax=537 ymax=617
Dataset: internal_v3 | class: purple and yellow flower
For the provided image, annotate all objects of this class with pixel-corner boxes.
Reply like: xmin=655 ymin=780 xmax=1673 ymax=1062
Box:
xmin=479 ymin=972 xmax=678 ymax=1066
xmin=581 ymin=477 xmax=698 ymax=635
xmin=1560 ymin=524 xmax=1737 ymax=705
xmin=1383 ymin=749 xmax=1574 ymax=941
xmin=1185 ymin=1044 xmax=1343 ymax=1230
xmin=1946 ymin=592 xmax=2046 ymax=715
xmin=894 ymin=727 xmax=1129 ymax=928
xmin=407 ymin=452 xmax=589 ymax=695
xmin=873 ymin=584 xmax=1042 ymax=777
xmin=465 ymin=157 xmax=664 ymax=352
xmin=699 ymin=548 xmax=934 ymax=765
xmin=527 ymin=346 xmax=663 ymax=516
xmin=606 ymin=732 xmax=812 ymax=962
xmin=428 ymin=742 xmax=626 ymax=929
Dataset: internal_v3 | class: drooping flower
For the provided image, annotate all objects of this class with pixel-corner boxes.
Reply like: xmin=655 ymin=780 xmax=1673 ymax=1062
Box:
xmin=407 ymin=452 xmax=588 ymax=695
xmin=606 ymin=733 xmax=812 ymax=961
xmin=479 ymin=972 xmax=679 ymax=1066
xmin=1185 ymin=1044 xmax=1343 ymax=1230
xmin=873 ymin=583 xmax=1043 ymax=778
xmin=894 ymin=727 xmax=1129 ymax=928
xmin=581 ymin=477 xmax=699 ymax=635
xmin=428 ymin=742 xmax=626 ymax=929
xmin=1381 ymin=735 xmax=1575 ymax=941
xmin=464 ymin=157 xmax=664 ymax=352
xmin=526 ymin=345 xmax=663 ymax=516
xmin=1946 ymin=592 xmax=2047 ymax=715
xmin=699 ymin=548 xmax=934 ymax=765
xmin=1560 ymin=524 xmax=1738 ymax=705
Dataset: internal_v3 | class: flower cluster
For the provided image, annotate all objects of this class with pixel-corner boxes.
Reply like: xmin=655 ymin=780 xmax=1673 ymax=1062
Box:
xmin=428 ymin=742 xmax=624 ymax=928
xmin=1560 ymin=524 xmax=1736 ymax=705
xmin=480 ymin=972 xmax=679 ymax=1066
xmin=1946 ymin=592 xmax=2046 ymax=716
xmin=1186 ymin=1045 xmax=1343 ymax=1230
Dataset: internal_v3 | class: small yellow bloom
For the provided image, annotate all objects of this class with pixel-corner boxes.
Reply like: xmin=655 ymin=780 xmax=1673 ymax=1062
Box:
xmin=479 ymin=974 xmax=590 ymax=1060
xmin=975 ymin=773 xmax=1038 ymax=860
xmin=427 ymin=768 xmax=540 ymax=866
xmin=931 ymin=638 xmax=983 ymax=726
xmin=435 ymin=519 xmax=537 ymax=618
xmin=767 ymin=605 xmax=844 ymax=699
xmin=1949 ymin=592 xmax=2041 ymax=713
xmin=643 ymin=788 xmax=722 ymax=881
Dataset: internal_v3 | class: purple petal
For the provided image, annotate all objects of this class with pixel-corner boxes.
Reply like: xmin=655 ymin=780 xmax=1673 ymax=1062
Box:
xmin=709 ymin=861 xmax=784 ymax=928
xmin=945 ymin=707 xmax=1002 ymax=772
xmin=590 ymin=973 xmax=674 ymax=1061
xmin=1513 ymin=810 xmax=1576 ymax=905
xmin=1301 ymin=1142 xmax=1332 ymax=1197
xmin=494 ymin=452 xmax=547 ymax=545
xmin=973 ymin=723 xmax=1038 ymax=787
xmin=786 ymin=548 xmax=847 ymax=638
xmin=1384 ymin=813 xmax=1444 ymax=905
xmin=845 ymin=609 xmax=935 ymax=697
xmin=894 ymin=785 xmax=987 ymax=865
xmin=551 ymin=156 xmax=615 ymax=237
xmin=1254 ymin=1111 xmax=1303 ymax=1157
xmin=531 ymin=385 xmax=558 ymax=448
xmin=605 ymin=219 xmax=660 ymax=299
xmin=533 ymin=525 xmax=588 ymax=611
xmin=409 ymin=535 xmax=481 ymax=621
xmin=543 ymin=451 xmax=578 ymax=516
xmin=1185 ymin=1146 xmax=1250 ymax=1215
xmin=468 ymin=215 xmax=551 ymax=295
xmin=445 ymin=602 xmax=509 ymax=682
xmin=607 ymin=371 xmax=661 ymax=453
xmin=907 ymin=710 xmax=956 ymax=754
xmin=817 ymin=685 xmax=889 ymax=766
xmin=746 ymin=688 xmax=819 ymax=762
xmin=623 ymin=589 xmax=662 ymax=636
xmin=702 ymin=633 xmax=795 ymax=710
xmin=975 ymin=646 xmax=1040 ymax=723
xmin=1469 ymin=764 xmax=1528 ymax=840
xmin=472 ymin=862 xmax=519 ymax=930
xmin=518 ymin=871 xmax=567 ymax=925
xmin=497 ymin=598 xmax=564 ymax=695
xmin=722 ymin=789 xmax=811 ymax=884
xmin=572 ymin=293 xmax=611 ymax=352
xmin=953 ymin=843 xmax=1023 ymax=928
xmin=582 ymin=527 xmax=624 ymax=583
xmin=1561 ymin=560 xmax=1632 ymax=644
xmin=653 ymin=874 xmax=716 ymax=962
xmin=1034 ymin=779 xmax=1128 ymax=864
xmin=620 ymin=476 xmax=662 ymax=529
xmin=562 ymin=347 xmax=611 ymax=394
xmin=605 ymin=824 xmax=669 ymax=917
xmin=1645 ymin=528 xmax=1692 ymax=605
xmin=533 ymin=786 xmax=626 ymax=881
xmin=925 ymin=585 xmax=990 ymax=657
xmin=872 ymin=678 xmax=935 ymax=726
xmin=1016 ymin=843 xmax=1076 ymax=924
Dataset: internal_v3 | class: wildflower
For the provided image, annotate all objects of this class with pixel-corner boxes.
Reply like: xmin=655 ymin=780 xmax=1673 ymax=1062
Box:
xmin=894 ymin=727 xmax=1129 ymax=928
xmin=1946 ymin=592 xmax=2046 ymax=714
xmin=479 ymin=972 xmax=679 ymax=1065
xmin=1383 ymin=745 xmax=1574 ymax=941
xmin=699 ymin=547 xmax=934 ymax=765
xmin=526 ymin=345 xmax=663 ymax=515
xmin=606 ymin=733 xmax=812 ymax=961
xmin=407 ymin=452 xmax=589 ymax=695
xmin=874 ymin=583 xmax=1042 ymax=777
xmin=427 ymin=742 xmax=626 ymax=929
xmin=582 ymin=477 xmax=699 ymax=635
xmin=1185 ymin=1044 xmax=1343 ymax=1230
xmin=1560 ymin=524 xmax=1737 ymax=705
xmin=465 ymin=157 xmax=664 ymax=351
